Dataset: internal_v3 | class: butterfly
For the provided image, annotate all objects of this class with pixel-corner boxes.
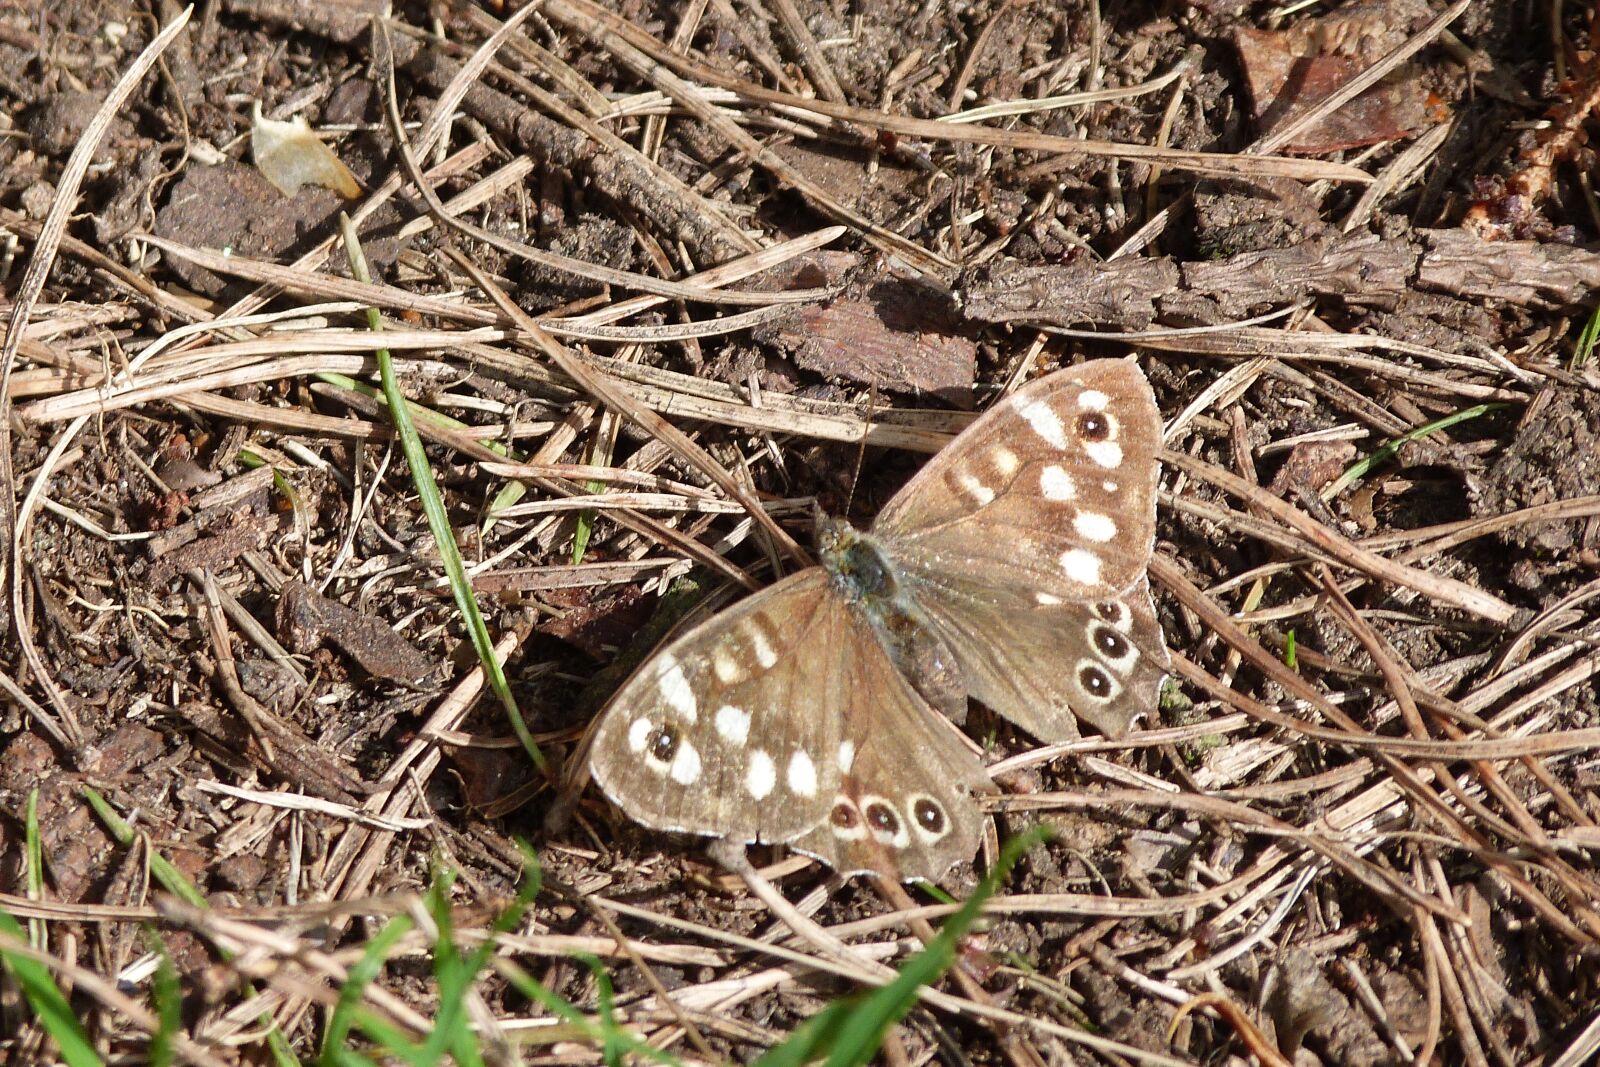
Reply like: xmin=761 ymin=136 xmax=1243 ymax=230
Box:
xmin=578 ymin=358 xmax=1169 ymax=882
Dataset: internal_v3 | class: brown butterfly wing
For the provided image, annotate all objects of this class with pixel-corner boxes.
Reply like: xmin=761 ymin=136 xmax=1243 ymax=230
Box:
xmin=790 ymin=607 xmax=993 ymax=882
xmin=894 ymin=573 xmax=1169 ymax=739
xmin=874 ymin=358 xmax=1160 ymax=602
xmin=875 ymin=359 xmax=1167 ymax=739
xmin=585 ymin=569 xmax=846 ymax=846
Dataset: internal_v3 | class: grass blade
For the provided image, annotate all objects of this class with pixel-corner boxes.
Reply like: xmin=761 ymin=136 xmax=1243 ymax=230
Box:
xmin=339 ymin=215 xmax=545 ymax=772
xmin=0 ymin=909 xmax=102 ymax=1067
xmin=757 ymin=829 xmax=1048 ymax=1067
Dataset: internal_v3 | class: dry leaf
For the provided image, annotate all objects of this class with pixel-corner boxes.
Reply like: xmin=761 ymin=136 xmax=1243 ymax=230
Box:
xmin=250 ymin=100 xmax=361 ymax=199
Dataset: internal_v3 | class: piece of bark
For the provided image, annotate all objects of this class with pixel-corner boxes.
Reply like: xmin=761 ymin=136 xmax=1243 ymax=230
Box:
xmin=961 ymin=229 xmax=1600 ymax=332
xmin=224 ymin=0 xmax=386 ymax=44
xmin=960 ymin=257 xmax=1178 ymax=330
xmin=1268 ymin=441 xmax=1358 ymax=498
xmin=760 ymin=278 xmax=978 ymax=407
xmin=1417 ymin=229 xmax=1600 ymax=309
xmin=147 ymin=509 xmax=280 ymax=584
xmin=1180 ymin=233 xmax=1415 ymax=318
xmin=277 ymin=580 xmax=442 ymax=687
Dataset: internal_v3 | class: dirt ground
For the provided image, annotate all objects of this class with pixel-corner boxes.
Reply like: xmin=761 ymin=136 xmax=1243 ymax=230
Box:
xmin=3 ymin=0 xmax=1600 ymax=1064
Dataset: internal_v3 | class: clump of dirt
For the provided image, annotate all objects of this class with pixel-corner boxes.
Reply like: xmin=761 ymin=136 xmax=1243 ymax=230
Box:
xmin=1474 ymin=385 xmax=1600 ymax=561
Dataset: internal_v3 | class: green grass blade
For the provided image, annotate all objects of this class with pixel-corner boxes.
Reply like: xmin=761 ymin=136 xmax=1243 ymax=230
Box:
xmin=1571 ymin=303 xmax=1600 ymax=370
xmin=345 ymin=1010 xmax=428 ymax=1067
xmin=329 ymin=1052 xmax=383 ymax=1067
xmin=1322 ymin=402 xmax=1508 ymax=501
xmin=0 ymin=909 xmax=102 ymax=1067
xmin=319 ymin=912 xmax=416 ymax=1066
xmin=311 ymin=372 xmax=512 ymax=460
xmin=265 ymin=1026 xmax=303 ymax=1067
xmin=580 ymin=954 xmax=628 ymax=1067
xmin=571 ymin=477 xmax=603 ymax=565
xmin=80 ymin=787 xmax=207 ymax=908
xmin=339 ymin=216 xmax=545 ymax=773
xmin=497 ymin=954 xmax=685 ymax=1066
xmin=147 ymin=937 xmax=182 ymax=1067
xmin=757 ymin=828 xmax=1048 ymax=1067
xmin=24 ymin=788 xmax=44 ymax=948
xmin=420 ymin=868 xmax=485 ymax=1067
xmin=310 ymin=371 xmax=529 ymax=531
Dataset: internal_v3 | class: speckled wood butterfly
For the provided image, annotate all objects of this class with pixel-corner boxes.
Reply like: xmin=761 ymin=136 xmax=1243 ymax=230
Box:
xmin=579 ymin=358 xmax=1168 ymax=881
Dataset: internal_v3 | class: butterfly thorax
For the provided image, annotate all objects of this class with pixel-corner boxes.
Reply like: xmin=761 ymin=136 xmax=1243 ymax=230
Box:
xmin=816 ymin=517 xmax=968 ymax=721
xmin=816 ymin=517 xmax=898 ymax=603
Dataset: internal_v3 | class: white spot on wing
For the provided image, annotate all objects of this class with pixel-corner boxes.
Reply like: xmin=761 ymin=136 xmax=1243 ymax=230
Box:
xmin=1078 ymin=389 xmax=1109 ymax=411
xmin=746 ymin=750 xmax=776 ymax=799
xmin=1017 ymin=399 xmax=1068 ymax=449
xmin=837 ymin=740 xmax=856 ymax=772
xmin=1086 ymin=440 xmax=1123 ymax=469
xmin=1040 ymin=465 xmax=1076 ymax=501
xmin=1036 ymin=592 xmax=1063 ymax=606
xmin=714 ymin=704 xmax=751 ymax=746
xmin=657 ymin=656 xmax=697 ymax=722
xmin=991 ymin=446 xmax=1020 ymax=477
xmin=957 ymin=473 xmax=996 ymax=506
xmin=669 ymin=739 xmax=702 ymax=784
xmin=712 ymin=648 xmax=744 ymax=685
xmin=747 ymin=624 xmax=778 ymax=670
xmin=627 ymin=718 xmax=652 ymax=753
xmin=787 ymin=750 xmax=818 ymax=797
xmin=1061 ymin=548 xmax=1102 ymax=585
xmin=1073 ymin=511 xmax=1117 ymax=542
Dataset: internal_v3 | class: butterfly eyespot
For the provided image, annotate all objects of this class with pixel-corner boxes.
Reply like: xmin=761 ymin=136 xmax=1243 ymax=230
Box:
xmin=1079 ymin=665 xmax=1112 ymax=699
xmin=641 ymin=725 xmax=701 ymax=784
xmin=1094 ymin=627 xmax=1128 ymax=658
xmin=830 ymin=799 xmax=868 ymax=841
xmin=909 ymin=796 xmax=950 ymax=843
xmin=864 ymin=799 xmax=906 ymax=847
xmin=1095 ymin=601 xmax=1126 ymax=623
xmin=1077 ymin=412 xmax=1111 ymax=441
xmin=647 ymin=725 xmax=680 ymax=763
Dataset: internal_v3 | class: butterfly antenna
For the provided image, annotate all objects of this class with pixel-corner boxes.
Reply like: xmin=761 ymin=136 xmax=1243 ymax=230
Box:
xmin=845 ymin=382 xmax=881 ymax=518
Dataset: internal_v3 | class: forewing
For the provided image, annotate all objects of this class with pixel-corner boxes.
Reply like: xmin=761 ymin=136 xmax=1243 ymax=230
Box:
xmin=904 ymin=572 xmax=1169 ymax=740
xmin=585 ymin=569 xmax=846 ymax=845
xmin=873 ymin=358 xmax=1160 ymax=602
